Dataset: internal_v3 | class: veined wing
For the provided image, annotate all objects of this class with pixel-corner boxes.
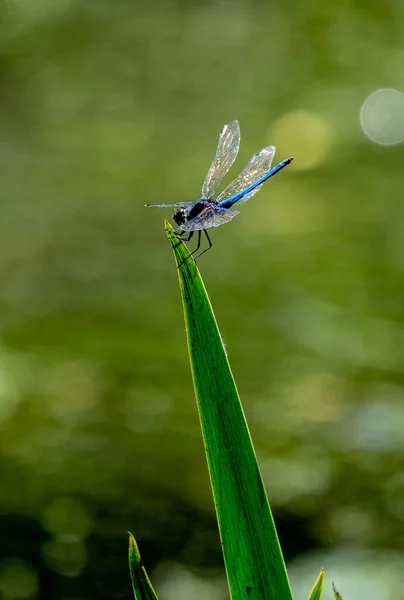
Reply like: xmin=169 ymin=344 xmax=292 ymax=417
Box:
xmin=202 ymin=120 xmax=240 ymax=200
xmin=145 ymin=200 xmax=197 ymax=208
xmin=179 ymin=206 xmax=240 ymax=231
xmin=216 ymin=145 xmax=275 ymax=207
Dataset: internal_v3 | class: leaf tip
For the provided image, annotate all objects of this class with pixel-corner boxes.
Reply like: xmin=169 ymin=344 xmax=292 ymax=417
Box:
xmin=332 ymin=581 xmax=343 ymax=599
xmin=128 ymin=531 xmax=141 ymax=561
xmin=164 ymin=220 xmax=178 ymax=247
xmin=307 ymin=568 xmax=325 ymax=600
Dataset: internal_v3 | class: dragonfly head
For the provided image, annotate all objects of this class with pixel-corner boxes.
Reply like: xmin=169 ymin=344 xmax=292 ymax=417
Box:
xmin=173 ymin=208 xmax=187 ymax=226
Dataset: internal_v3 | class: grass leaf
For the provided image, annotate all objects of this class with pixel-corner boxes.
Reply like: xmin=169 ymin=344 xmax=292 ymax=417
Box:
xmin=332 ymin=582 xmax=344 ymax=600
xmin=128 ymin=532 xmax=159 ymax=600
xmin=165 ymin=222 xmax=293 ymax=600
xmin=306 ymin=569 xmax=324 ymax=600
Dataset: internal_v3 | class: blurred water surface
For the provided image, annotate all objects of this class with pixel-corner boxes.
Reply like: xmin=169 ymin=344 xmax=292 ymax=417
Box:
xmin=1 ymin=0 xmax=404 ymax=598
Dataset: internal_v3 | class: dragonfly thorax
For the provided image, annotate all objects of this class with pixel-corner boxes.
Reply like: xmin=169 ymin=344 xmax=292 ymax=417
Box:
xmin=173 ymin=201 xmax=208 ymax=227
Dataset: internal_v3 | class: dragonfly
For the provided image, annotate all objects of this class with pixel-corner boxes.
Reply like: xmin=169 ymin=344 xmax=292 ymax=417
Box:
xmin=146 ymin=120 xmax=293 ymax=260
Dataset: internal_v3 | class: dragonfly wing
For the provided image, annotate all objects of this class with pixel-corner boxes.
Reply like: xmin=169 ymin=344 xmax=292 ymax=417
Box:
xmin=145 ymin=200 xmax=197 ymax=208
xmin=216 ymin=145 xmax=276 ymax=206
xmin=202 ymin=120 xmax=240 ymax=200
xmin=179 ymin=206 xmax=240 ymax=231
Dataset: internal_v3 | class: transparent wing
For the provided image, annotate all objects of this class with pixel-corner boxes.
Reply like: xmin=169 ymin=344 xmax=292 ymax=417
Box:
xmin=179 ymin=206 xmax=240 ymax=231
xmin=145 ymin=200 xmax=197 ymax=208
xmin=216 ymin=145 xmax=276 ymax=206
xmin=202 ymin=120 xmax=240 ymax=200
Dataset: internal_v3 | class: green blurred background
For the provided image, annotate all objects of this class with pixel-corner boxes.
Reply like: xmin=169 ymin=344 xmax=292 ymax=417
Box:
xmin=1 ymin=0 xmax=404 ymax=598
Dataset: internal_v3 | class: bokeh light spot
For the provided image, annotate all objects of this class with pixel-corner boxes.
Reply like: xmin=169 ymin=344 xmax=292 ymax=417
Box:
xmin=360 ymin=88 xmax=404 ymax=145
xmin=0 ymin=353 xmax=20 ymax=423
xmin=271 ymin=111 xmax=332 ymax=170
xmin=0 ymin=559 xmax=38 ymax=599
xmin=41 ymin=538 xmax=87 ymax=577
xmin=153 ymin=562 xmax=226 ymax=600
xmin=41 ymin=497 xmax=92 ymax=540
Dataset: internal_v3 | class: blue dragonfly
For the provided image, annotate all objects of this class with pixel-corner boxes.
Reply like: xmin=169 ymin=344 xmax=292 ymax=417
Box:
xmin=146 ymin=120 xmax=293 ymax=259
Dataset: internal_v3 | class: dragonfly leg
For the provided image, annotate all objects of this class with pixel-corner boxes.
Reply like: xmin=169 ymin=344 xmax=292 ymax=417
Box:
xmin=189 ymin=230 xmax=202 ymax=256
xmin=177 ymin=231 xmax=194 ymax=242
xmin=176 ymin=230 xmax=196 ymax=268
xmin=193 ymin=229 xmax=212 ymax=261
xmin=177 ymin=229 xmax=211 ymax=266
xmin=178 ymin=230 xmax=202 ymax=255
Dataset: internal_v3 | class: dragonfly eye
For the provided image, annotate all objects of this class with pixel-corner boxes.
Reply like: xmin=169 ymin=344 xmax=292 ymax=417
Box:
xmin=173 ymin=208 xmax=187 ymax=226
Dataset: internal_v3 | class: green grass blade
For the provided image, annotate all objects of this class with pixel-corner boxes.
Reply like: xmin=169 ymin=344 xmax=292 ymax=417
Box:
xmin=165 ymin=222 xmax=293 ymax=600
xmin=306 ymin=570 xmax=324 ymax=600
xmin=128 ymin=533 xmax=159 ymax=600
xmin=332 ymin=582 xmax=344 ymax=600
